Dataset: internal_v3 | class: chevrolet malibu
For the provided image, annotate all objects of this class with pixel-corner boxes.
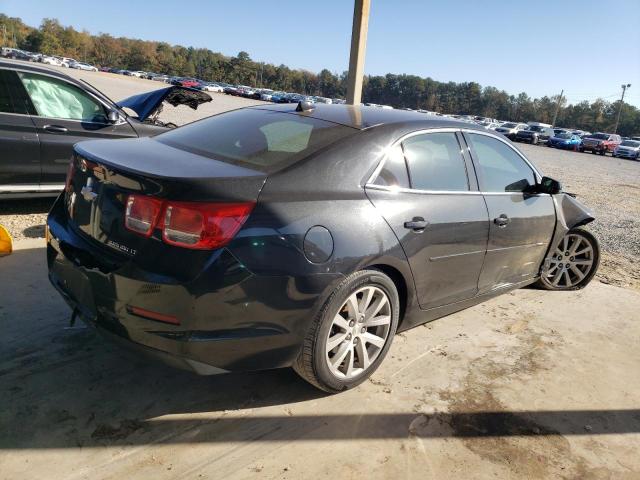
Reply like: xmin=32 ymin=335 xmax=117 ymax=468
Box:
xmin=47 ymin=104 xmax=600 ymax=392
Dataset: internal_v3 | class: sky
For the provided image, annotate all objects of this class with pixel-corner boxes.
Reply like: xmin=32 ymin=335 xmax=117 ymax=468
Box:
xmin=2 ymin=0 xmax=639 ymax=107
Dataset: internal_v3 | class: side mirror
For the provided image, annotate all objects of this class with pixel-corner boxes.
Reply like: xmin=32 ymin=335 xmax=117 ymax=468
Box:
xmin=107 ymin=109 xmax=120 ymax=124
xmin=538 ymin=176 xmax=562 ymax=194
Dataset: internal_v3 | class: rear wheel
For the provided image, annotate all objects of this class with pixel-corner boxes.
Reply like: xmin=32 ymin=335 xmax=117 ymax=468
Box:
xmin=536 ymin=227 xmax=599 ymax=291
xmin=293 ymin=269 xmax=399 ymax=393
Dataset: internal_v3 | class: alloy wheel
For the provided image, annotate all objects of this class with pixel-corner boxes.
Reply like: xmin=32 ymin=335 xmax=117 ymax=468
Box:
xmin=544 ymin=233 xmax=595 ymax=288
xmin=325 ymin=286 xmax=392 ymax=379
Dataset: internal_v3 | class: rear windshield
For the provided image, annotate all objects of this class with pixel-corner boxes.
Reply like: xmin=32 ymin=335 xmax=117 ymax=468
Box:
xmin=621 ymin=140 xmax=640 ymax=147
xmin=156 ymin=108 xmax=356 ymax=172
xmin=502 ymin=123 xmax=517 ymax=128
xmin=557 ymin=133 xmax=572 ymax=139
xmin=588 ymin=133 xmax=609 ymax=140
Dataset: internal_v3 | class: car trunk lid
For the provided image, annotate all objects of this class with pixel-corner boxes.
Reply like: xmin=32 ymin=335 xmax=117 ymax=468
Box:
xmin=65 ymin=138 xmax=266 ymax=255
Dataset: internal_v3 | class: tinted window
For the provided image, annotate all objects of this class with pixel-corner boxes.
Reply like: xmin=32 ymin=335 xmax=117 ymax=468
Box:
xmin=0 ymin=71 xmax=12 ymax=114
xmin=402 ymin=132 xmax=468 ymax=191
xmin=373 ymin=144 xmax=409 ymax=188
xmin=18 ymin=72 xmax=107 ymax=121
xmin=466 ymin=133 xmax=535 ymax=192
xmin=156 ymin=109 xmax=356 ymax=171
xmin=0 ymin=69 xmax=31 ymax=114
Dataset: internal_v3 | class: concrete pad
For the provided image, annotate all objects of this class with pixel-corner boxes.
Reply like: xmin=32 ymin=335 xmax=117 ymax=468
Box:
xmin=0 ymin=241 xmax=639 ymax=479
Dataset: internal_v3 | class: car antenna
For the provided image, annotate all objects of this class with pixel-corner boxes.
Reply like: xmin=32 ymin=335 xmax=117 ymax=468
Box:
xmin=296 ymin=100 xmax=314 ymax=112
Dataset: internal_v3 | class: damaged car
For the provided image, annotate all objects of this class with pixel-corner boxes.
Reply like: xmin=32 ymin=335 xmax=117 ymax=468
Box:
xmin=46 ymin=103 xmax=600 ymax=393
xmin=0 ymin=59 xmax=211 ymax=198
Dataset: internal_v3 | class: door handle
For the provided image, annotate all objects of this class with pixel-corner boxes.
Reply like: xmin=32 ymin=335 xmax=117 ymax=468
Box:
xmin=494 ymin=214 xmax=511 ymax=227
xmin=404 ymin=217 xmax=429 ymax=231
xmin=44 ymin=125 xmax=68 ymax=133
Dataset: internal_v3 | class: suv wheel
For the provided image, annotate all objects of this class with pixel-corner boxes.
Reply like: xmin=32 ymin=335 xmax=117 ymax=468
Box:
xmin=293 ymin=269 xmax=399 ymax=393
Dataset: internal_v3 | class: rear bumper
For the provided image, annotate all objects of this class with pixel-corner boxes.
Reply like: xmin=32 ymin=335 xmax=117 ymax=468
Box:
xmin=46 ymin=197 xmax=342 ymax=374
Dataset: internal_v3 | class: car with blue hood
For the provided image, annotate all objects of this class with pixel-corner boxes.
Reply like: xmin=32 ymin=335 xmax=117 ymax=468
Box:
xmin=0 ymin=59 xmax=211 ymax=198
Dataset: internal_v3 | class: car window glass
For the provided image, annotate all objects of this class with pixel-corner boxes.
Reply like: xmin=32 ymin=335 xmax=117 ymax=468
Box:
xmin=402 ymin=132 xmax=468 ymax=191
xmin=259 ymin=121 xmax=313 ymax=153
xmin=373 ymin=144 xmax=410 ymax=188
xmin=466 ymin=133 xmax=535 ymax=192
xmin=18 ymin=72 xmax=107 ymax=122
xmin=156 ymin=108 xmax=356 ymax=172
xmin=0 ymin=71 xmax=12 ymax=114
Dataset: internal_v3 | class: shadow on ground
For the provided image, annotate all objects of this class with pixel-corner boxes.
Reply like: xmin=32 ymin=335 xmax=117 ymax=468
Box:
xmin=2 ymin=247 xmax=639 ymax=452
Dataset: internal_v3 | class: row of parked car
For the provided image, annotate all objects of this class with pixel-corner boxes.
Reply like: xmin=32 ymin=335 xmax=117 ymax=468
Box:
xmin=1 ymin=47 xmax=98 ymax=71
xmin=435 ymin=114 xmax=639 ymax=160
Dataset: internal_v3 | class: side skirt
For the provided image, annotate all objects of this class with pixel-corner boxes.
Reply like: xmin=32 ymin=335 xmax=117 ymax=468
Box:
xmin=398 ymin=277 xmax=538 ymax=332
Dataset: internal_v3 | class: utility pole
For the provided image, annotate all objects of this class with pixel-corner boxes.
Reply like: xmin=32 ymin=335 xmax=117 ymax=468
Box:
xmin=614 ymin=84 xmax=631 ymax=134
xmin=346 ymin=0 xmax=371 ymax=105
xmin=551 ymin=89 xmax=564 ymax=127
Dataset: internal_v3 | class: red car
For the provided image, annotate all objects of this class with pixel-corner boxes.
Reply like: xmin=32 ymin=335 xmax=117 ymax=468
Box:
xmin=581 ymin=133 xmax=622 ymax=155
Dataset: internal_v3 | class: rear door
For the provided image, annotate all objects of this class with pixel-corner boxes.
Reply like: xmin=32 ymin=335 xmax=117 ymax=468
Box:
xmin=16 ymin=71 xmax=137 ymax=188
xmin=365 ymin=130 xmax=489 ymax=309
xmin=463 ymin=131 xmax=556 ymax=293
xmin=0 ymin=68 xmax=41 ymax=191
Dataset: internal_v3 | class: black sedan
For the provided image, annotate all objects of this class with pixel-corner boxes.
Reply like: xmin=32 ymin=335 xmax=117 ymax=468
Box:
xmin=0 ymin=59 xmax=210 ymax=198
xmin=46 ymin=104 xmax=600 ymax=392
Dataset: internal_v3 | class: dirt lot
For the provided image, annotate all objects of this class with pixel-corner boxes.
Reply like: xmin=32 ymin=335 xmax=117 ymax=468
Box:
xmin=1 ymin=70 xmax=639 ymax=479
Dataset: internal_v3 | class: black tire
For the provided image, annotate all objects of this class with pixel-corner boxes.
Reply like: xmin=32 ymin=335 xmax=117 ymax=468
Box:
xmin=535 ymin=227 xmax=600 ymax=291
xmin=293 ymin=269 xmax=400 ymax=393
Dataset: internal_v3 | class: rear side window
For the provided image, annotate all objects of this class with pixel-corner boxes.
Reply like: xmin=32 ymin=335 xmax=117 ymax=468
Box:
xmin=156 ymin=108 xmax=356 ymax=172
xmin=373 ymin=144 xmax=410 ymax=188
xmin=466 ymin=133 xmax=535 ymax=192
xmin=402 ymin=132 xmax=469 ymax=191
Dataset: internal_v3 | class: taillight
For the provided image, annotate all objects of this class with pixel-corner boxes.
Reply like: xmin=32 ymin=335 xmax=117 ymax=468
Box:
xmin=64 ymin=160 xmax=75 ymax=193
xmin=125 ymin=195 xmax=163 ymax=237
xmin=163 ymin=202 xmax=254 ymax=250
xmin=124 ymin=195 xmax=254 ymax=250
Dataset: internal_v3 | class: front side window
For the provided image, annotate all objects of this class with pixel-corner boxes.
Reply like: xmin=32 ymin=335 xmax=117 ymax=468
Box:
xmin=402 ymin=132 xmax=469 ymax=191
xmin=373 ymin=144 xmax=410 ymax=188
xmin=466 ymin=133 xmax=535 ymax=193
xmin=18 ymin=72 xmax=107 ymax=122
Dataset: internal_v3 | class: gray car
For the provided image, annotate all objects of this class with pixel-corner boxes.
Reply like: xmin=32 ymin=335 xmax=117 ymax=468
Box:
xmin=0 ymin=59 xmax=211 ymax=198
xmin=46 ymin=103 xmax=600 ymax=392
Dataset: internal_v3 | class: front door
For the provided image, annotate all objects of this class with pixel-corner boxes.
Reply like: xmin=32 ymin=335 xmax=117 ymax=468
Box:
xmin=463 ymin=132 xmax=556 ymax=293
xmin=16 ymin=71 xmax=138 ymax=187
xmin=0 ymin=69 xmax=40 ymax=191
xmin=365 ymin=130 xmax=489 ymax=309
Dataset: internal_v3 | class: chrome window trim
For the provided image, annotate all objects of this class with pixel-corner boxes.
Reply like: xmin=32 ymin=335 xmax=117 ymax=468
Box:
xmin=365 ymin=183 xmax=544 ymax=197
xmin=0 ymin=67 xmax=126 ymax=125
xmin=0 ymin=183 xmax=64 ymax=193
xmin=365 ymin=127 xmax=543 ymax=193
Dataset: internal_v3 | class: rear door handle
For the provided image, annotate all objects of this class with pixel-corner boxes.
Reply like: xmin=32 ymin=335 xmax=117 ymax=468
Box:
xmin=404 ymin=217 xmax=429 ymax=231
xmin=494 ymin=214 xmax=511 ymax=227
xmin=44 ymin=125 xmax=68 ymax=133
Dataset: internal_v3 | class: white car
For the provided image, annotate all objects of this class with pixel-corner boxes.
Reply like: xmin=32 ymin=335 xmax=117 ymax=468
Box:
xmin=69 ymin=61 xmax=98 ymax=72
xmin=40 ymin=55 xmax=63 ymax=66
xmin=495 ymin=122 xmax=528 ymax=139
xmin=201 ymin=83 xmax=224 ymax=93
xmin=129 ymin=71 xmax=147 ymax=78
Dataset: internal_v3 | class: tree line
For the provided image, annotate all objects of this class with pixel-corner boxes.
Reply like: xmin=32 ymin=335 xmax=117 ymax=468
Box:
xmin=2 ymin=15 xmax=638 ymax=136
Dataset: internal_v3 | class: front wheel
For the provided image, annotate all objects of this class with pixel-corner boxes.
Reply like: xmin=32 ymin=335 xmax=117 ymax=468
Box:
xmin=536 ymin=227 xmax=600 ymax=291
xmin=293 ymin=269 xmax=399 ymax=392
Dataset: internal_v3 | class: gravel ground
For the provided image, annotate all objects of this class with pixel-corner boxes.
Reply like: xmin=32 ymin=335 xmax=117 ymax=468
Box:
xmin=1 ymin=67 xmax=638 ymax=289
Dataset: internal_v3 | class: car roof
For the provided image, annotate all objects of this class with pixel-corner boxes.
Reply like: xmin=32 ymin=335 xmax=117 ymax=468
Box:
xmin=249 ymin=103 xmax=477 ymax=131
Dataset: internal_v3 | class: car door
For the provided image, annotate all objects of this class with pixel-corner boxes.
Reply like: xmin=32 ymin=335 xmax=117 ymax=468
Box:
xmin=463 ymin=131 xmax=556 ymax=293
xmin=365 ymin=130 xmax=489 ymax=310
xmin=16 ymin=71 xmax=138 ymax=187
xmin=0 ymin=68 xmax=41 ymax=191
